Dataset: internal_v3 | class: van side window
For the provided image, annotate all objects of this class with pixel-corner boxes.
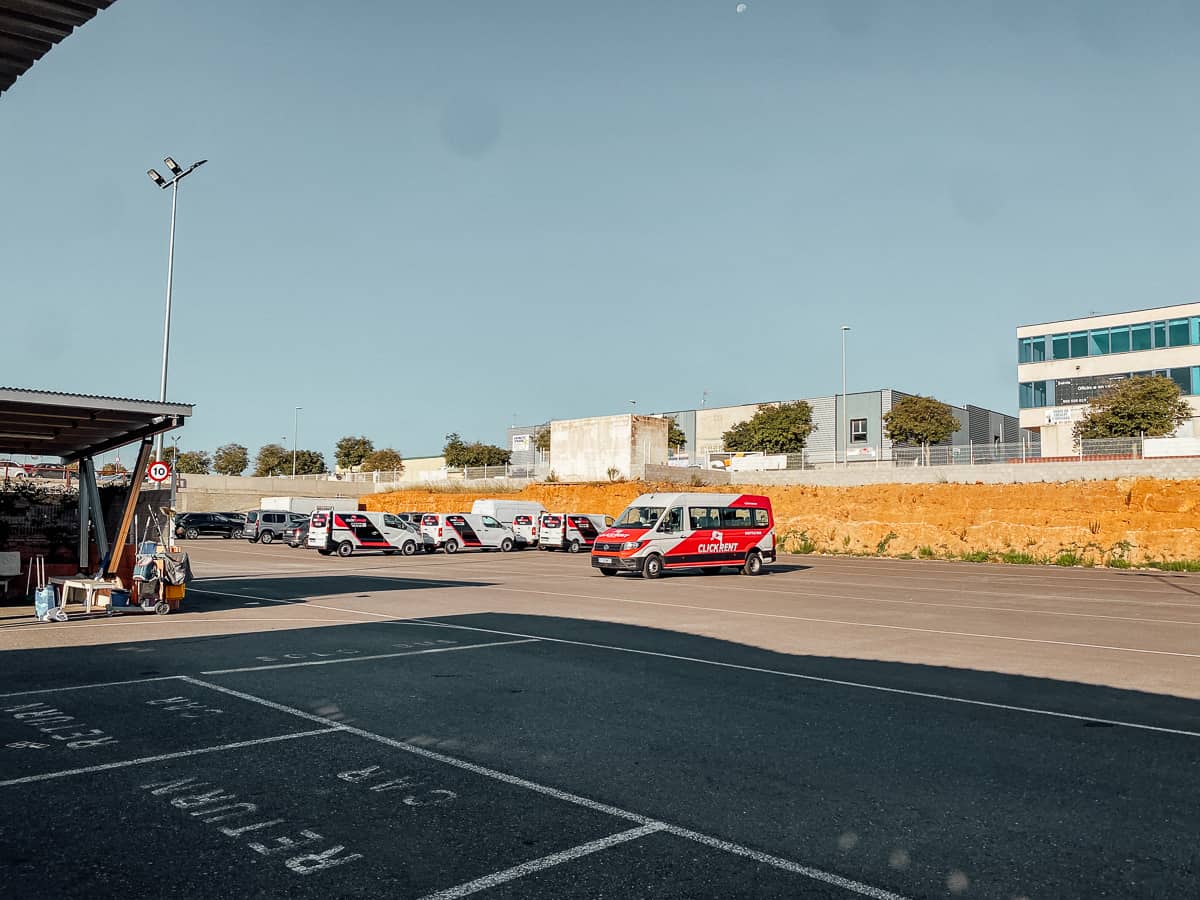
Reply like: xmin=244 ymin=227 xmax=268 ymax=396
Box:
xmin=658 ymin=507 xmax=683 ymax=532
xmin=752 ymin=509 xmax=770 ymax=527
xmin=383 ymin=514 xmax=401 ymax=528
xmin=689 ymin=507 xmax=721 ymax=530
xmin=719 ymin=508 xmax=753 ymax=529
xmin=482 ymin=516 xmax=501 ymax=528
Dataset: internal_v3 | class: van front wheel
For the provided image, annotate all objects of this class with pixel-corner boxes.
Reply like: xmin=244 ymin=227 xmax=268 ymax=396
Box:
xmin=402 ymin=540 xmax=417 ymax=556
xmin=500 ymin=538 xmax=514 ymax=552
xmin=444 ymin=539 xmax=459 ymax=554
xmin=742 ymin=552 xmax=763 ymax=576
xmin=641 ymin=554 xmax=663 ymax=579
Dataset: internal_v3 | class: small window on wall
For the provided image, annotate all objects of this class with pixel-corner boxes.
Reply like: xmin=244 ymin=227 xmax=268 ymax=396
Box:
xmin=1110 ymin=326 xmax=1130 ymax=353
xmin=849 ymin=418 xmax=868 ymax=444
xmin=1089 ymin=330 xmax=1110 ymax=355
xmin=1052 ymin=333 xmax=1070 ymax=359
xmin=1171 ymin=368 xmax=1193 ymax=395
xmin=1169 ymin=319 xmax=1190 ymax=347
xmin=1070 ymin=331 xmax=1089 ymax=357
xmin=1153 ymin=321 xmax=1168 ymax=348
xmin=1030 ymin=336 xmax=1045 ymax=361
xmin=1131 ymin=323 xmax=1152 ymax=351
xmin=1018 ymin=338 xmax=1031 ymax=364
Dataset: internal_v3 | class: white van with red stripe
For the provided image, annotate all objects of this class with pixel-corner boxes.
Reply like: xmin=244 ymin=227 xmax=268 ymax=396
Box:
xmin=590 ymin=492 xmax=775 ymax=578
xmin=539 ymin=513 xmax=614 ymax=553
xmin=421 ymin=513 xmax=516 ymax=553
xmin=308 ymin=509 xmax=425 ymax=557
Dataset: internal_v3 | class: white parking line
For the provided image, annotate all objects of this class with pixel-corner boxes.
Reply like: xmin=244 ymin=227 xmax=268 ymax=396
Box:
xmin=417 ymin=824 xmax=666 ymax=900
xmin=480 ymin=585 xmax=1200 ymax=660
xmin=0 ymin=674 xmax=185 ymax=699
xmin=180 ymin=677 xmax=910 ymax=900
xmin=0 ymin=727 xmax=343 ymax=788
xmin=402 ymin=620 xmax=1200 ymax=739
xmin=201 ymin=639 xmax=539 ymax=674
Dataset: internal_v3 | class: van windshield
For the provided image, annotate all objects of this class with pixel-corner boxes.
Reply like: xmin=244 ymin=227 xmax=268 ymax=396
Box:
xmin=615 ymin=506 xmax=665 ymax=528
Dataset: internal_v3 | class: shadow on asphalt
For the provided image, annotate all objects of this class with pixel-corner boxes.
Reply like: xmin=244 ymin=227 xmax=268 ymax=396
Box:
xmin=2 ymin=612 xmax=1197 ymax=899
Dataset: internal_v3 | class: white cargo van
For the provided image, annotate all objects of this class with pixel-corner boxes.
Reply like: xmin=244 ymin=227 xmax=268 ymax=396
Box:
xmin=309 ymin=509 xmax=425 ymax=557
xmin=261 ymin=496 xmax=359 ymax=515
xmin=421 ymin=513 xmax=515 ymax=553
xmin=511 ymin=514 xmax=540 ymax=547
xmin=539 ymin=513 xmax=614 ymax=553
xmin=470 ymin=499 xmax=547 ymax=529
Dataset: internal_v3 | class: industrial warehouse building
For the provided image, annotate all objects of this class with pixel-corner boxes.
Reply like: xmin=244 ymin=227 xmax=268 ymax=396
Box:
xmin=1018 ymin=301 xmax=1200 ymax=456
xmin=510 ymin=389 xmax=1023 ymax=472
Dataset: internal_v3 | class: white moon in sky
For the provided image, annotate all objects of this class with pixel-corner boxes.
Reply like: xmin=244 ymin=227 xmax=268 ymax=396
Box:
xmin=736 ymin=3 xmax=747 ymax=12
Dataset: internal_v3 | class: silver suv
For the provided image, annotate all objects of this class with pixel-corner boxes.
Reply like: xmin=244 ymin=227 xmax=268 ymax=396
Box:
xmin=243 ymin=509 xmax=308 ymax=544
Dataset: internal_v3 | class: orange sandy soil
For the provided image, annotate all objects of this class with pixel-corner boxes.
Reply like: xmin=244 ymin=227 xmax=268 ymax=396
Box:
xmin=365 ymin=478 xmax=1200 ymax=566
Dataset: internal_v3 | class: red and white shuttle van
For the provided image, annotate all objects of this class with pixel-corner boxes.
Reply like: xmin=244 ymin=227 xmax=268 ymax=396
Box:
xmin=590 ymin=492 xmax=775 ymax=578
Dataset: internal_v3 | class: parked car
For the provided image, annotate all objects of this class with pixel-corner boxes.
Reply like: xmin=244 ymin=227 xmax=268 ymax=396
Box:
xmin=243 ymin=509 xmax=309 ymax=544
xmin=284 ymin=521 xmax=310 ymax=548
xmin=175 ymin=513 xmax=243 ymax=540
xmin=217 ymin=511 xmax=247 ymax=523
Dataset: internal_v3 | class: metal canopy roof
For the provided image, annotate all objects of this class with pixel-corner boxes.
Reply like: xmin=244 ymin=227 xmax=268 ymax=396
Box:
xmin=0 ymin=387 xmax=191 ymax=462
xmin=0 ymin=0 xmax=114 ymax=96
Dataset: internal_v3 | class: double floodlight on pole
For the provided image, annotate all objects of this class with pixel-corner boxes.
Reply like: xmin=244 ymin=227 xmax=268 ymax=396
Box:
xmin=146 ymin=156 xmax=207 ymax=460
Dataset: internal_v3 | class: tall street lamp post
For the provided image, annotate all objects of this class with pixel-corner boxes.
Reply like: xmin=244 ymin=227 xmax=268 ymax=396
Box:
xmin=841 ymin=325 xmax=851 ymax=468
xmin=146 ymin=156 xmax=207 ymax=461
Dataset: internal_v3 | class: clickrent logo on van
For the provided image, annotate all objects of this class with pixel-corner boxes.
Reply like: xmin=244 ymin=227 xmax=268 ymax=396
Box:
xmin=697 ymin=531 xmax=738 ymax=553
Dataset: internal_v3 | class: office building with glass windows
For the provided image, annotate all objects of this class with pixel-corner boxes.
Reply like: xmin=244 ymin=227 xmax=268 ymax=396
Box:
xmin=1017 ymin=301 xmax=1200 ymax=454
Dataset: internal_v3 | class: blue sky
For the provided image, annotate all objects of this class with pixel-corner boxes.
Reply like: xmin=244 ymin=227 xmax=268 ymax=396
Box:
xmin=3 ymin=1 xmax=1200 ymax=462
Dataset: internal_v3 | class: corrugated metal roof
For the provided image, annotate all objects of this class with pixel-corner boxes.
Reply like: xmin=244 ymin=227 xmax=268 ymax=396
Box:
xmin=0 ymin=385 xmax=192 ymax=461
xmin=0 ymin=1 xmax=115 ymax=96
xmin=0 ymin=385 xmax=192 ymax=411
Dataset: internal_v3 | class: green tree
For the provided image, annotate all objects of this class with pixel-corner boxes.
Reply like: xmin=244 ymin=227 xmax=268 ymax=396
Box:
xmin=335 ymin=435 xmax=375 ymax=470
xmin=99 ymin=461 xmax=128 ymax=475
xmin=361 ymin=448 xmax=405 ymax=472
xmin=443 ymin=433 xmax=511 ymax=467
xmin=1074 ymin=375 xmax=1191 ymax=440
xmin=723 ymin=402 xmax=815 ymax=453
xmin=212 ymin=443 xmax=249 ymax=476
xmin=666 ymin=418 xmax=687 ymax=451
xmin=253 ymin=443 xmax=290 ymax=477
xmin=292 ymin=449 xmax=328 ymax=475
xmin=176 ymin=450 xmax=211 ymax=475
xmin=534 ymin=427 xmax=551 ymax=453
xmin=158 ymin=445 xmax=178 ymax=465
xmin=883 ymin=395 xmax=960 ymax=463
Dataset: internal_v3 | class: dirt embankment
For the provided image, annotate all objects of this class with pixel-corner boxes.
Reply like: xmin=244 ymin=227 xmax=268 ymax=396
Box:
xmin=365 ymin=478 xmax=1200 ymax=565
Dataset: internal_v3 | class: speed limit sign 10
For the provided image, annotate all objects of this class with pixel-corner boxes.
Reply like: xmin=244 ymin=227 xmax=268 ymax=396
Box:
xmin=148 ymin=460 xmax=171 ymax=483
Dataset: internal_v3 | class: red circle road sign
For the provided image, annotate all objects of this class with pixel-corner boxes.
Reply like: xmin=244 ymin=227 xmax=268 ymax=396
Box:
xmin=147 ymin=460 xmax=171 ymax=483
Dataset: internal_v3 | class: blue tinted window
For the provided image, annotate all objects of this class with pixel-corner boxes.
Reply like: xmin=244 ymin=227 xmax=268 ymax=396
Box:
xmin=1089 ymin=330 xmax=1110 ymax=355
xmin=1019 ymin=381 xmax=1050 ymax=409
xmin=1030 ymin=336 xmax=1045 ymax=361
xmin=1070 ymin=331 xmax=1088 ymax=357
xmin=1018 ymin=338 xmax=1030 ymax=364
xmin=1153 ymin=321 xmax=1167 ymax=348
xmin=1051 ymin=333 xmax=1070 ymax=359
xmin=1169 ymin=318 xmax=1190 ymax=347
xmin=1171 ymin=368 xmax=1193 ymax=394
xmin=1131 ymin=323 xmax=1152 ymax=351
xmin=1110 ymin=326 xmax=1130 ymax=353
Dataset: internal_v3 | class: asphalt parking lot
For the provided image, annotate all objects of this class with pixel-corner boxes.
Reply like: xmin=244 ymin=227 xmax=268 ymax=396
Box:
xmin=2 ymin=542 xmax=1199 ymax=898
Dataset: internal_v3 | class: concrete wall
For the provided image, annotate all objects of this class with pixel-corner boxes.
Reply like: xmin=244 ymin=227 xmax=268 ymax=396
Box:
xmin=694 ymin=403 xmax=762 ymax=452
xmin=177 ymin=473 xmax=372 ymax=513
xmin=549 ymin=415 xmax=668 ymax=481
xmin=727 ymin=456 xmax=1200 ymax=486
